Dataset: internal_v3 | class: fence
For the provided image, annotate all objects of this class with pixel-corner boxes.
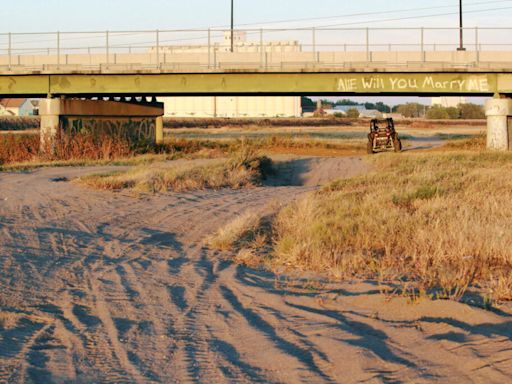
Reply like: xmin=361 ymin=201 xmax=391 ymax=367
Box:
xmin=0 ymin=27 xmax=511 ymax=71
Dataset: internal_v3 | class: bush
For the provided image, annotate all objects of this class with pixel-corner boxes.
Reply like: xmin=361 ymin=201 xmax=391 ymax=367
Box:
xmin=345 ymin=109 xmax=360 ymax=119
xmin=446 ymin=107 xmax=460 ymax=119
xmin=426 ymin=104 xmax=485 ymax=120
xmin=458 ymin=103 xmax=485 ymax=119
xmin=426 ymin=106 xmax=450 ymax=119
xmin=396 ymin=103 xmax=424 ymax=118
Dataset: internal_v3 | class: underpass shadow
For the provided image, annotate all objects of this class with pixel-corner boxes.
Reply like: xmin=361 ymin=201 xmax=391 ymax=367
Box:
xmin=263 ymin=158 xmax=313 ymax=187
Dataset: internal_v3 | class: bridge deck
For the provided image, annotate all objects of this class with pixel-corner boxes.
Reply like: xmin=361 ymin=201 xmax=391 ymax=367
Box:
xmin=1 ymin=71 xmax=511 ymax=98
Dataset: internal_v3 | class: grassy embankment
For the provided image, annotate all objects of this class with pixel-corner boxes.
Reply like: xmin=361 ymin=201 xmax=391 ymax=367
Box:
xmin=210 ymin=138 xmax=512 ymax=303
xmin=75 ymin=144 xmax=274 ymax=193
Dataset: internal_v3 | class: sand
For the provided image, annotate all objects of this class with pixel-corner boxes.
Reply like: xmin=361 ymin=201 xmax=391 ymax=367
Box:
xmin=1 ymin=156 xmax=511 ymax=383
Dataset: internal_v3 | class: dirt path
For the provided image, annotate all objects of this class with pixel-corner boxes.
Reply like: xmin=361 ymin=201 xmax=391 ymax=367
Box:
xmin=1 ymin=156 xmax=512 ymax=383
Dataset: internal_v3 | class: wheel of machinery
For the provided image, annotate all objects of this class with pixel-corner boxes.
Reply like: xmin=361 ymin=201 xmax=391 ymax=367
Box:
xmin=393 ymin=137 xmax=402 ymax=152
xmin=367 ymin=140 xmax=375 ymax=154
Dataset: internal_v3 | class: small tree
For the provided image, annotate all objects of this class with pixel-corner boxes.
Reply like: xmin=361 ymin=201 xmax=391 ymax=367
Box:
xmin=426 ymin=106 xmax=450 ymax=119
xmin=458 ymin=103 xmax=485 ymax=119
xmin=397 ymin=103 xmax=424 ymax=118
xmin=345 ymin=108 xmax=360 ymax=118
xmin=446 ymin=107 xmax=460 ymax=119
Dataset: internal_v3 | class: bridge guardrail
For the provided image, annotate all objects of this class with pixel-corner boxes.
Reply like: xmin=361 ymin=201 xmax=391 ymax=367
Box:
xmin=0 ymin=27 xmax=511 ymax=73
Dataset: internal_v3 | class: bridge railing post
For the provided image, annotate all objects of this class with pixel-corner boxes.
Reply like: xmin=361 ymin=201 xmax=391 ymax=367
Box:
xmin=156 ymin=29 xmax=160 ymax=69
xmin=57 ymin=31 xmax=61 ymax=69
xmin=365 ymin=27 xmax=370 ymax=62
xmin=207 ymin=28 xmax=211 ymax=69
xmin=105 ymin=30 xmax=109 ymax=69
xmin=260 ymin=28 xmax=263 ymax=69
xmin=312 ymin=27 xmax=316 ymax=63
xmin=8 ymin=32 xmax=11 ymax=71
xmin=475 ymin=27 xmax=480 ymax=64
xmin=420 ymin=27 xmax=425 ymax=62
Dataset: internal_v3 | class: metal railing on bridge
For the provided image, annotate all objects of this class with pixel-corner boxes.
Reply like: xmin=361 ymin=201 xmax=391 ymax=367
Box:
xmin=0 ymin=27 xmax=511 ymax=72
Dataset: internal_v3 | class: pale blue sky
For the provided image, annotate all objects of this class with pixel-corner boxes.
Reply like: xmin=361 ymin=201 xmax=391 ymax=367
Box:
xmin=1 ymin=0 xmax=511 ymax=32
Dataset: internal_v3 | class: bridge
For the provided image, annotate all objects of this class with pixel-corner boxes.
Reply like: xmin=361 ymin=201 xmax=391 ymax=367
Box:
xmin=1 ymin=27 xmax=511 ymax=150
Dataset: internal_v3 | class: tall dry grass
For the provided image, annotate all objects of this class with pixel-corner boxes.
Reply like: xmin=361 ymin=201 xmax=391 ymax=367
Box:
xmin=440 ymin=134 xmax=486 ymax=151
xmin=0 ymin=131 xmax=135 ymax=166
xmin=1 ymin=131 xmax=359 ymax=170
xmin=76 ymin=144 xmax=274 ymax=193
xmin=0 ymin=133 xmax=40 ymax=164
xmin=0 ymin=116 xmax=40 ymax=131
xmin=213 ymin=151 xmax=512 ymax=302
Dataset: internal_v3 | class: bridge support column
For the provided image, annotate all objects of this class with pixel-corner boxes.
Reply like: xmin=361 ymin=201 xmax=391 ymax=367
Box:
xmin=39 ymin=98 xmax=164 ymax=152
xmin=39 ymin=98 xmax=61 ymax=152
xmin=156 ymin=116 xmax=163 ymax=145
xmin=485 ymin=98 xmax=512 ymax=151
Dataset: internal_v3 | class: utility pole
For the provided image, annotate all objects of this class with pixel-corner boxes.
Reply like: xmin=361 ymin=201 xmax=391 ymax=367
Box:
xmin=458 ymin=0 xmax=466 ymax=51
xmin=230 ymin=0 xmax=234 ymax=53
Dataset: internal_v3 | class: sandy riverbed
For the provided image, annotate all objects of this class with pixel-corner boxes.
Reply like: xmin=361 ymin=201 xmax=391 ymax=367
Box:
xmin=1 ymin=155 xmax=511 ymax=383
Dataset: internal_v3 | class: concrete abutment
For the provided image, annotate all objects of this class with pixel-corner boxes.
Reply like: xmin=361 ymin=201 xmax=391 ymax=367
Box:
xmin=485 ymin=97 xmax=512 ymax=151
xmin=39 ymin=98 xmax=164 ymax=152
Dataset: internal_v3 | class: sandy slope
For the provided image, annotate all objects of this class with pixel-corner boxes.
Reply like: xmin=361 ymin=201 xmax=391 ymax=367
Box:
xmin=0 ymin=156 xmax=511 ymax=384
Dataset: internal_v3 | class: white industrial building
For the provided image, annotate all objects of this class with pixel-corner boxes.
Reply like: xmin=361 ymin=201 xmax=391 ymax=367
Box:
xmin=157 ymin=32 xmax=302 ymax=118
xmin=159 ymin=96 xmax=302 ymax=118
xmin=152 ymin=31 xmax=301 ymax=54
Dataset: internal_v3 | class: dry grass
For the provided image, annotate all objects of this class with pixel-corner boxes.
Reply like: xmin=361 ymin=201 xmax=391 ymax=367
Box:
xmin=0 ymin=133 xmax=40 ymax=164
xmin=164 ymin=117 xmax=355 ymax=128
xmin=0 ymin=312 xmax=19 ymax=330
xmin=208 ymin=210 xmax=264 ymax=251
xmin=76 ymin=144 xmax=274 ymax=193
xmin=254 ymin=135 xmax=365 ymax=156
xmin=166 ymin=135 xmax=366 ymax=157
xmin=212 ymin=150 xmax=512 ymax=302
xmin=0 ymin=133 xmax=232 ymax=171
xmin=0 ymin=131 xmax=136 ymax=167
xmin=440 ymin=134 xmax=486 ymax=151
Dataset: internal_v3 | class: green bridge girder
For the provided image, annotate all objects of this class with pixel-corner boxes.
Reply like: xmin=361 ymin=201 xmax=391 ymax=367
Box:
xmin=1 ymin=72 xmax=512 ymax=97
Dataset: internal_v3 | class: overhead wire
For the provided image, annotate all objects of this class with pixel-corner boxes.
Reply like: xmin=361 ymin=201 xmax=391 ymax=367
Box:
xmin=1 ymin=2 xmax=511 ymax=49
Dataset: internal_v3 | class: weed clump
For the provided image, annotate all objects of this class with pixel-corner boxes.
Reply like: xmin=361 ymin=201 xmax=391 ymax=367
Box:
xmin=76 ymin=145 xmax=274 ymax=193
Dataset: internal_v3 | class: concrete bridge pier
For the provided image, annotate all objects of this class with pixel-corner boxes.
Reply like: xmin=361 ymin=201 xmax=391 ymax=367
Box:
xmin=40 ymin=98 xmax=61 ymax=151
xmin=40 ymin=97 xmax=164 ymax=152
xmin=485 ymin=97 xmax=512 ymax=151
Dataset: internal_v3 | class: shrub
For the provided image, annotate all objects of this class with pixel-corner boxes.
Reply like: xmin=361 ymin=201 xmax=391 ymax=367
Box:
xmin=396 ymin=103 xmax=424 ymax=118
xmin=345 ymin=108 xmax=360 ymax=119
xmin=458 ymin=103 xmax=485 ymax=119
xmin=426 ymin=106 xmax=451 ymax=119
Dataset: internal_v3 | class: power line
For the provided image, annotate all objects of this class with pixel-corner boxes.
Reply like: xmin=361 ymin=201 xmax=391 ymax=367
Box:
xmin=2 ymin=3 xmax=511 ymax=48
xmin=123 ymin=5 xmax=512 ymax=46
xmin=316 ymin=5 xmax=512 ymax=28
xmin=210 ymin=0 xmax=512 ymax=28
